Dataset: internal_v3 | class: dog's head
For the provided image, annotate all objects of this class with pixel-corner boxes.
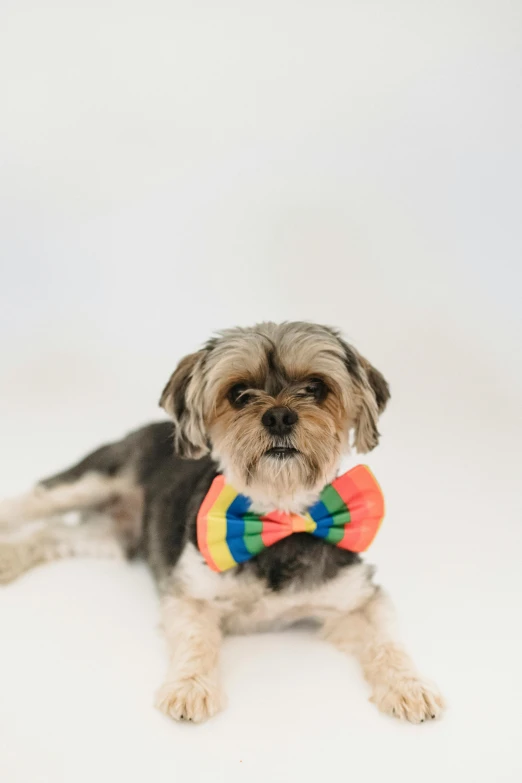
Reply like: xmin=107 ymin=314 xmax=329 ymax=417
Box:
xmin=160 ymin=322 xmax=389 ymax=507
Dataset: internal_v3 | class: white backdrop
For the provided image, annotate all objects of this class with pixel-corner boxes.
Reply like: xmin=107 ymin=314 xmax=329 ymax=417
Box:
xmin=1 ymin=2 xmax=521 ymax=782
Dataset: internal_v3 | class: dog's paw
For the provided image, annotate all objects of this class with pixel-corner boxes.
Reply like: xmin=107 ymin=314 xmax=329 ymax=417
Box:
xmin=155 ymin=675 xmax=225 ymax=723
xmin=371 ymin=676 xmax=445 ymax=723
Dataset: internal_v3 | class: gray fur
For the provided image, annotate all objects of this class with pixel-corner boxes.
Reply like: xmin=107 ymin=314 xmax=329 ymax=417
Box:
xmin=40 ymin=321 xmax=389 ymax=591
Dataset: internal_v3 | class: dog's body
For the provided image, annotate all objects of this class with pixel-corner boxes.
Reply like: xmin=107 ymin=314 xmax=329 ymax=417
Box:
xmin=0 ymin=322 xmax=444 ymax=723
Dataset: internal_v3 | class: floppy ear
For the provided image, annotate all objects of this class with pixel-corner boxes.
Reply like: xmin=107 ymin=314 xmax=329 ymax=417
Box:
xmin=159 ymin=350 xmax=209 ymax=459
xmin=359 ymin=357 xmax=391 ymax=415
xmin=339 ymin=339 xmax=390 ymax=453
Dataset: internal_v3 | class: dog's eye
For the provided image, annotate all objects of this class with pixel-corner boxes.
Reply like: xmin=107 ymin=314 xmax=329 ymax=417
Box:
xmin=228 ymin=383 xmax=251 ymax=408
xmin=303 ymin=378 xmax=328 ymax=401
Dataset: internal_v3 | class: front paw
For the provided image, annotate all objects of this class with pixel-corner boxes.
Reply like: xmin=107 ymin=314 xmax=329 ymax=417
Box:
xmin=371 ymin=676 xmax=445 ymax=723
xmin=155 ymin=675 xmax=225 ymax=723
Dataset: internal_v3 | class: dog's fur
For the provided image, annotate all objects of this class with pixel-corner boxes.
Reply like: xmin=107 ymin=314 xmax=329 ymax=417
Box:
xmin=0 ymin=322 xmax=444 ymax=723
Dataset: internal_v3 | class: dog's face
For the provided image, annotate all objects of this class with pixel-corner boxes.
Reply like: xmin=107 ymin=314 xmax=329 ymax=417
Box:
xmin=160 ymin=322 xmax=389 ymax=506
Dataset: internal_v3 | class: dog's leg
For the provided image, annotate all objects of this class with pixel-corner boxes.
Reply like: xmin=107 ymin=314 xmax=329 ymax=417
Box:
xmin=0 ymin=472 xmax=134 ymax=531
xmin=0 ymin=435 xmax=144 ymax=573
xmin=0 ymin=513 xmax=125 ymax=584
xmin=0 ymin=472 xmax=143 ymax=582
xmin=0 ymin=435 xmax=139 ymax=533
xmin=155 ymin=594 xmax=225 ymax=723
xmin=321 ymin=587 xmax=445 ymax=723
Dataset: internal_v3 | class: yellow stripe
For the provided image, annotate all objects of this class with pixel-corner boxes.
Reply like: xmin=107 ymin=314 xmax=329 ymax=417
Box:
xmin=206 ymin=484 xmax=237 ymax=571
xmin=303 ymin=512 xmax=317 ymax=533
xmin=291 ymin=512 xmax=316 ymax=534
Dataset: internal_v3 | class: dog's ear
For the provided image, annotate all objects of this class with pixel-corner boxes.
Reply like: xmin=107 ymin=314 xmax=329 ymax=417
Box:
xmin=339 ymin=340 xmax=390 ymax=453
xmin=358 ymin=357 xmax=391 ymax=415
xmin=159 ymin=350 xmax=209 ymax=459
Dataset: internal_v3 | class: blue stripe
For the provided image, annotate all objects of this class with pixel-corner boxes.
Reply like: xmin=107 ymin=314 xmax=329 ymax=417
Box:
xmin=225 ymin=493 xmax=253 ymax=564
xmin=308 ymin=499 xmax=335 ymax=539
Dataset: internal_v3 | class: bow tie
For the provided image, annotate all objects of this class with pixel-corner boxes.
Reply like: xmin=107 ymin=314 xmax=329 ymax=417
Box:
xmin=197 ymin=465 xmax=385 ymax=573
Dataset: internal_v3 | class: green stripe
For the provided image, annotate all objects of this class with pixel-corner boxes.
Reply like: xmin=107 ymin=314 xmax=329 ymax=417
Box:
xmin=243 ymin=512 xmax=265 ymax=555
xmin=320 ymin=484 xmax=351 ymax=544
xmin=324 ymin=524 xmax=346 ymax=545
xmin=320 ymin=484 xmax=351 ymax=522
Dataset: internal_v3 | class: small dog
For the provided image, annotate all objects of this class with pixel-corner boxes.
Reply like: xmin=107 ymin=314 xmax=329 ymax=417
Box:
xmin=0 ymin=322 xmax=444 ymax=723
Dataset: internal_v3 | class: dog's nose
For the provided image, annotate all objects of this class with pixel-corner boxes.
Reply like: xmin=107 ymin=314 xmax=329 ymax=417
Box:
xmin=261 ymin=406 xmax=298 ymax=436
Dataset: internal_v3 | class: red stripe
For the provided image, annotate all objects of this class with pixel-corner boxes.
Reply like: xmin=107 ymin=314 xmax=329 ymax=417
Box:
xmin=197 ymin=475 xmax=225 ymax=572
xmin=260 ymin=510 xmax=293 ymax=547
xmin=333 ymin=465 xmax=385 ymax=552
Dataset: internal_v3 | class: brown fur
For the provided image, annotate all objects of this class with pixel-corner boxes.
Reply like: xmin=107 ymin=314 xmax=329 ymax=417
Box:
xmin=0 ymin=323 xmax=446 ymax=727
xmin=160 ymin=322 xmax=389 ymax=508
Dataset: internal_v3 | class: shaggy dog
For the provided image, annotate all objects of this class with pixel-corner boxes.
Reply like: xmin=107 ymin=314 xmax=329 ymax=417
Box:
xmin=0 ymin=322 xmax=444 ymax=723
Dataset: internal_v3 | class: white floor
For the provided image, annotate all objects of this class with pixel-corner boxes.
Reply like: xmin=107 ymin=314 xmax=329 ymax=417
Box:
xmin=1 ymin=342 xmax=521 ymax=783
xmin=1 ymin=1 xmax=521 ymax=780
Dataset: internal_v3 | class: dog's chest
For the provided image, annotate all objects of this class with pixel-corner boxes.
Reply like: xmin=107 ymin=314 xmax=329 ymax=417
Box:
xmin=173 ymin=542 xmax=376 ymax=634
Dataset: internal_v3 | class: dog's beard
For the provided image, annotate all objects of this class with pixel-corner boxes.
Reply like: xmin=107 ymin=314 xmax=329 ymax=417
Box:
xmin=246 ymin=449 xmax=322 ymax=507
xmin=209 ymin=407 xmax=345 ymax=510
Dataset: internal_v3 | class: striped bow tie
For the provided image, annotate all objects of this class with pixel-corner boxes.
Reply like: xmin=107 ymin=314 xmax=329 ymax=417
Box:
xmin=197 ymin=465 xmax=385 ymax=573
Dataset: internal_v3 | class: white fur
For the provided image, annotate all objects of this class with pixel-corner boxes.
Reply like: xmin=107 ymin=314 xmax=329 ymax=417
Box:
xmin=321 ymin=589 xmax=445 ymax=723
xmin=0 ymin=472 xmax=134 ymax=530
xmin=215 ymin=452 xmax=338 ymax=515
xmin=155 ymin=544 xmax=445 ymax=723
xmin=155 ymin=594 xmax=224 ymax=723
xmin=0 ymin=512 xmax=124 ymax=584
xmin=0 ymin=470 xmax=445 ymax=724
xmin=0 ymin=323 xmax=443 ymax=725
xmin=170 ymin=543 xmax=376 ymax=628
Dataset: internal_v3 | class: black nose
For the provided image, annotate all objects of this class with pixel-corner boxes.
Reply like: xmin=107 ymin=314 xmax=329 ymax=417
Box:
xmin=261 ymin=406 xmax=298 ymax=436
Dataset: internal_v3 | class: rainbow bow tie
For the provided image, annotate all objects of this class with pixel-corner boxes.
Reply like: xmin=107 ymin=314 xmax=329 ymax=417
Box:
xmin=197 ymin=465 xmax=385 ymax=572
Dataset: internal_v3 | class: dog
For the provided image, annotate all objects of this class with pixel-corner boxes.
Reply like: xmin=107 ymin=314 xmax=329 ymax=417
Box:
xmin=0 ymin=321 xmax=444 ymax=723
